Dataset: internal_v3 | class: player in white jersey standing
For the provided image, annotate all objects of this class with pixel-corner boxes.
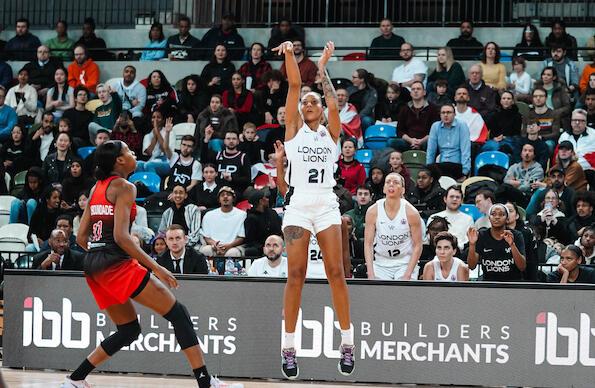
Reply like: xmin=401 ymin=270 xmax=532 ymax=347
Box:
xmin=422 ymin=231 xmax=469 ymax=281
xmin=272 ymin=40 xmax=354 ymax=380
xmin=364 ymin=172 xmax=423 ymax=280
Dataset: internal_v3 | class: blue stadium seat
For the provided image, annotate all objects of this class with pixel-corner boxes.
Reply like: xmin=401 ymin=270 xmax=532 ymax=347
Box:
xmin=129 ymin=172 xmax=161 ymax=202
xmin=364 ymin=124 xmax=397 ymax=140
xmin=77 ymin=146 xmax=96 ymax=160
xmin=209 ymin=139 xmax=224 ymax=152
xmin=355 ymin=149 xmax=373 ymax=165
xmin=474 ymin=151 xmax=510 ymax=175
xmin=460 ymin=204 xmax=483 ymax=221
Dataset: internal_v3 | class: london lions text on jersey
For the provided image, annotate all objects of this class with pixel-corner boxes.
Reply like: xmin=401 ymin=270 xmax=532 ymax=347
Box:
xmin=373 ymin=198 xmax=413 ymax=267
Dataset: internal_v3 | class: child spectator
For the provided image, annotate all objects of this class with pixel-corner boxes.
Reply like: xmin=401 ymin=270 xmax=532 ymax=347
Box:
xmin=427 ymin=79 xmax=452 ymax=106
xmin=508 ymin=56 xmax=532 ymax=102
xmin=238 ymin=122 xmax=266 ymax=165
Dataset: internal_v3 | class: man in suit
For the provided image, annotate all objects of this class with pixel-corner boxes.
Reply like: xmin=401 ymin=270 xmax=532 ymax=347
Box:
xmin=157 ymin=224 xmax=209 ymax=274
xmin=32 ymin=229 xmax=83 ymax=270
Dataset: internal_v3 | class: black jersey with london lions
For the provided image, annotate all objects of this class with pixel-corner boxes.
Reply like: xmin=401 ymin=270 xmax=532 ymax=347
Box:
xmin=475 ymin=228 xmax=525 ymax=281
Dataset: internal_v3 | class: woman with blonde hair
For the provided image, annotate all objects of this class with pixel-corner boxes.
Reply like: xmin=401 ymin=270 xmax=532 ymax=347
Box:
xmin=427 ymin=46 xmax=465 ymax=97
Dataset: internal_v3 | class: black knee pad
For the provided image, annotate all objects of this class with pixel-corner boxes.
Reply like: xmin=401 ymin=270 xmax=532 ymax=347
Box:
xmin=163 ymin=301 xmax=199 ymax=350
xmin=101 ymin=319 xmax=141 ymax=356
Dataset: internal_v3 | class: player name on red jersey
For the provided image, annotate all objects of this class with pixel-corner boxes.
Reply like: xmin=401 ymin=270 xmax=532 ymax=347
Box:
xmin=90 ymin=204 xmax=114 ymax=216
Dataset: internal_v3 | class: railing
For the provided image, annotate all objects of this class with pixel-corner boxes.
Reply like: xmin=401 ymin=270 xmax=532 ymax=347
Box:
xmin=0 ymin=0 xmax=593 ymax=28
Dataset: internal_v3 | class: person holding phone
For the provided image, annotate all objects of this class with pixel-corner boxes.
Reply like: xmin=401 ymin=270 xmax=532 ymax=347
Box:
xmin=530 ymin=188 xmax=568 ymax=244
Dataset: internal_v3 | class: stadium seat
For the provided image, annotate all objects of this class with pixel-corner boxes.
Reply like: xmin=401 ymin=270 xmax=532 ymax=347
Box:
xmin=85 ymin=99 xmax=102 ymax=113
xmin=365 ymin=124 xmax=397 ymax=140
xmin=402 ymin=150 xmax=427 ymax=166
xmin=474 ymin=151 xmax=510 ymax=175
xmin=236 ymin=199 xmax=252 ymax=211
xmin=171 ymin=123 xmax=196 ymax=150
xmin=355 ymin=149 xmax=373 ymax=165
xmin=11 ymin=170 xmax=27 ymax=196
xmin=460 ymin=204 xmax=483 ymax=222
xmin=438 ymin=176 xmax=457 ymax=191
xmin=77 ymin=146 xmax=96 ymax=160
xmin=209 ymin=139 xmax=224 ymax=152
xmin=343 ymin=52 xmax=366 ymax=60
xmin=331 ymin=78 xmax=353 ymax=88
xmin=129 ymin=172 xmax=161 ymax=202
xmin=0 ymin=223 xmax=29 ymax=253
xmin=461 ymin=176 xmax=496 ymax=196
xmin=407 ymin=166 xmax=422 ymax=183
xmin=0 ymin=195 xmax=17 ymax=227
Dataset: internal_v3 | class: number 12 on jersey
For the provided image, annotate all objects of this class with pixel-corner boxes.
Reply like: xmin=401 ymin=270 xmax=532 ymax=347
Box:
xmin=308 ymin=168 xmax=325 ymax=184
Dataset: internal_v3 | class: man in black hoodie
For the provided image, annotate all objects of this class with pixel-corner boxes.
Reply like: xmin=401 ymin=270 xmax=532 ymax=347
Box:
xmin=446 ymin=20 xmax=483 ymax=60
xmin=201 ymin=13 xmax=246 ymax=60
xmin=243 ymin=189 xmax=282 ymax=256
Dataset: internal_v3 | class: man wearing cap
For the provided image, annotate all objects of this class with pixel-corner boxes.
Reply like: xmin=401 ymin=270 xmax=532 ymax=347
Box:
xmin=558 ymin=109 xmax=595 ymax=171
xmin=247 ymin=235 xmax=288 ymax=277
xmin=553 ymin=140 xmax=588 ymax=192
xmin=525 ymin=167 xmax=576 ymax=219
xmin=199 ymin=186 xmax=246 ymax=257
xmin=244 ymin=188 xmax=282 ymax=256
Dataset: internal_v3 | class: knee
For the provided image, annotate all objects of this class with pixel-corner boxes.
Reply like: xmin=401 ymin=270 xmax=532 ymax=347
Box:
xmin=325 ymin=263 xmax=345 ymax=281
xmin=287 ymin=266 xmax=307 ymax=285
xmin=117 ymin=320 xmax=142 ymax=346
xmin=163 ymin=301 xmax=198 ymax=349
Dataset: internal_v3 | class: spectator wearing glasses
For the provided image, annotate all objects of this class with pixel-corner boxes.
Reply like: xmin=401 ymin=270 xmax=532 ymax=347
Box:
xmin=67 ymin=45 xmax=100 ymax=94
xmin=558 ymin=109 xmax=595 ymax=171
xmin=391 ymin=43 xmax=427 ymax=91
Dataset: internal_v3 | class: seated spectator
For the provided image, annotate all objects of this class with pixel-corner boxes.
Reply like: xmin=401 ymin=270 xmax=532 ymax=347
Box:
xmin=167 ymin=16 xmax=202 ymax=60
xmin=75 ymin=17 xmax=110 ymax=61
xmin=113 ymin=65 xmax=147 ymax=124
xmin=28 ymin=187 xmax=62 ymax=246
xmin=158 ymin=185 xmax=202 ymax=247
xmin=374 ymin=82 xmax=408 ymax=124
xmin=552 ymin=140 xmax=588 ymax=192
xmin=454 ymin=86 xmax=489 ymax=145
xmin=558 ymin=109 xmax=595 ymax=171
xmin=195 ymin=94 xmax=238 ymax=140
xmin=6 ymin=68 xmax=38 ymax=127
xmin=166 ymin=134 xmax=202 ymax=192
xmin=9 ymin=166 xmax=45 ymax=224
xmin=201 ymin=130 xmax=250 ymax=196
xmin=45 ymin=20 xmax=75 ymax=61
xmin=201 ymin=44 xmax=236 ymax=96
xmin=67 ymin=45 xmax=100 ymax=94
xmin=426 ymin=104 xmax=471 ymax=179
xmin=62 ymin=86 xmax=93 ymax=146
xmin=427 ymin=79 xmax=453 ymax=106
xmin=263 ymin=106 xmax=287 ymax=155
xmin=446 ymin=20 xmax=483 ymax=60
xmin=337 ymin=138 xmax=366 ymax=195
xmin=60 ymin=158 xmax=94 ymax=208
xmin=576 ymin=226 xmax=595 ymax=265
xmin=199 ymin=186 xmax=246 ymax=257
xmin=422 ymin=231 xmax=468 ymax=281
xmin=256 ymin=70 xmax=288 ymax=124
xmin=88 ymin=84 xmax=122 ymax=142
xmin=32 ymin=229 xmax=83 ymax=270
xmin=365 ymin=166 xmax=385 ymax=201
xmin=0 ymin=86 xmax=18 ymax=142
xmin=525 ymin=167 xmax=575 ymax=220
xmin=347 ymin=69 xmax=377 ymax=131
xmin=530 ymin=188 xmax=567 ymax=244
xmin=111 ymin=111 xmax=142 ymax=156
xmin=512 ymin=23 xmax=545 ymax=61
xmin=519 ymin=119 xmax=549 ymax=170
xmin=535 ymin=66 xmax=572 ymax=128
xmin=150 ymin=232 xmax=167 ymax=259
xmin=391 ymin=43 xmax=428 ymax=90
xmin=393 ymin=81 xmax=439 ymax=152
xmin=238 ymin=122 xmax=266 ymax=165
xmin=508 ymin=56 xmax=532 ymax=102
xmin=201 ymin=13 xmax=246 ymax=60
xmin=481 ymin=91 xmax=522 ymax=153
xmin=427 ymin=186 xmax=474 ymax=251
xmin=474 ymin=190 xmax=495 ymax=229
xmin=464 ymin=64 xmax=498 ymax=121
xmin=39 ymin=214 xmax=83 ymax=253
xmin=0 ymin=61 xmax=12 ymax=89
xmin=0 ymin=124 xmax=31 ymax=176
xmin=247 ymin=235 xmax=288 ymax=277
xmin=140 ymin=22 xmax=167 ymax=61
xmin=244 ymin=189 xmax=282 ymax=256
xmin=467 ymin=204 xmax=526 ymax=281
xmin=524 ymin=87 xmax=561 ymax=153
xmin=142 ymin=70 xmax=178 ymax=119
xmin=564 ymin=192 xmax=595 ymax=243
xmin=5 ymin=18 xmax=41 ymax=61
xmin=386 ymin=150 xmax=411 ymax=191
xmin=500 ymin=143 xmax=544 ymax=207
xmin=327 ymin=87 xmax=362 ymax=145
xmin=157 ymin=224 xmax=208 ymax=274
xmin=343 ymin=185 xmax=374 ymax=248
xmin=43 ymin=132 xmax=74 ymax=184
xmin=368 ymin=18 xmax=405 ymax=59
xmin=334 ymin=173 xmax=354 ymax=214
xmin=223 ymin=72 xmax=259 ymax=127
xmin=420 ymin=216 xmax=455 ymax=263
xmin=45 ymin=67 xmax=74 ymax=120
xmin=544 ymin=19 xmax=578 ymax=61
xmin=478 ymin=42 xmax=507 ymax=90
xmin=177 ymin=74 xmax=209 ymax=123
xmin=279 ymin=39 xmax=317 ymax=87
xmin=579 ymin=65 xmax=595 ymax=96
xmin=239 ymin=42 xmax=272 ymax=92
xmin=72 ymin=190 xmax=88 ymax=235
xmin=546 ymin=244 xmax=595 ymax=283
xmin=191 ymin=163 xmax=222 ymax=211
xmin=586 ymin=88 xmax=595 ymax=128
xmin=23 ymin=45 xmax=63 ymax=99
xmin=267 ymin=18 xmax=303 ymax=56
xmin=428 ymin=47 xmax=465 ymax=98
xmin=137 ymin=111 xmax=174 ymax=177
xmin=406 ymin=167 xmax=446 ymax=220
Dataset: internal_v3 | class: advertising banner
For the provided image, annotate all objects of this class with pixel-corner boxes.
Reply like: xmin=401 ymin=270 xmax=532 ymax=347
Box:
xmin=3 ymin=271 xmax=594 ymax=387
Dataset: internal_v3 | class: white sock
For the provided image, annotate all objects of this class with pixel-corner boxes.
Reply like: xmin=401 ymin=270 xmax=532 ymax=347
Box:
xmin=283 ymin=332 xmax=295 ymax=349
xmin=341 ymin=328 xmax=354 ymax=346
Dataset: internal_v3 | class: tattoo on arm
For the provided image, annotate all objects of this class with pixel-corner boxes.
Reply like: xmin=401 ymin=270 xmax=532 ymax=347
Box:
xmin=320 ymin=69 xmax=337 ymax=103
xmin=284 ymin=226 xmax=305 ymax=245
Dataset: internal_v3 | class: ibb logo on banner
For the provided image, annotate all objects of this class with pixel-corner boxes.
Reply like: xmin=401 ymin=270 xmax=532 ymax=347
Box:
xmin=281 ymin=306 xmax=353 ymax=359
xmin=535 ymin=312 xmax=595 ymax=366
xmin=22 ymin=297 xmax=90 ymax=349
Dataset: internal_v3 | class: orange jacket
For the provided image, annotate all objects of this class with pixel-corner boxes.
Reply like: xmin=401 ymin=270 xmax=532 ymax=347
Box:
xmin=67 ymin=59 xmax=100 ymax=93
xmin=579 ymin=63 xmax=595 ymax=95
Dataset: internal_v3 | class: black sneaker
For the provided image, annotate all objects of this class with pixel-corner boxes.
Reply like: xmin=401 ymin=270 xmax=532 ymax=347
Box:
xmin=338 ymin=344 xmax=355 ymax=376
xmin=281 ymin=347 xmax=299 ymax=379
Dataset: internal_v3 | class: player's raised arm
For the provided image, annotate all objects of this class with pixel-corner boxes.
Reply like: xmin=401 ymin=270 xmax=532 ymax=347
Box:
xmin=272 ymin=41 xmax=302 ymax=141
xmin=318 ymin=41 xmax=340 ymax=142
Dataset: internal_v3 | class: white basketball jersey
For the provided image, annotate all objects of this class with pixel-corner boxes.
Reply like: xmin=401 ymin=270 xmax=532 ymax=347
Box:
xmin=374 ymin=199 xmax=413 ymax=266
xmin=284 ymin=123 xmax=337 ymax=191
xmin=306 ymin=235 xmax=327 ymax=279
xmin=432 ymin=257 xmax=464 ymax=281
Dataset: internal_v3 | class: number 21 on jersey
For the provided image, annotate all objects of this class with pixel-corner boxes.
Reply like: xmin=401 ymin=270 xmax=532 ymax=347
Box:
xmin=308 ymin=168 xmax=325 ymax=184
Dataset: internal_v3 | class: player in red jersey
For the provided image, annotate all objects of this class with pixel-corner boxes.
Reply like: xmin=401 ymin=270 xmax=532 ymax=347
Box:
xmin=63 ymin=140 xmax=239 ymax=388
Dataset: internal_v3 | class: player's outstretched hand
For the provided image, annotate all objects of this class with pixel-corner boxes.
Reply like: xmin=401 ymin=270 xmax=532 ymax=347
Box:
xmin=318 ymin=41 xmax=335 ymax=69
xmin=273 ymin=140 xmax=285 ymax=159
xmin=155 ymin=265 xmax=179 ymax=289
xmin=271 ymin=41 xmax=294 ymax=56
